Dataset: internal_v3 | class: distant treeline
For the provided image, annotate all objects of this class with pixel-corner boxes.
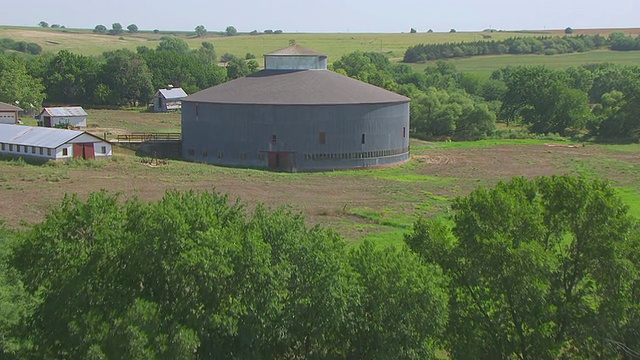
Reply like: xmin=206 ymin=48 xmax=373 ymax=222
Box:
xmin=0 ymin=36 xmax=257 ymax=109
xmin=0 ymin=38 xmax=42 ymax=55
xmin=403 ymin=32 xmax=640 ymax=63
xmin=331 ymin=51 xmax=640 ymax=143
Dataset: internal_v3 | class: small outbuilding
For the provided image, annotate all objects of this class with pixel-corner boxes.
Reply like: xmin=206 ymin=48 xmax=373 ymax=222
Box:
xmin=154 ymin=86 xmax=188 ymax=112
xmin=0 ymin=124 xmax=112 ymax=160
xmin=39 ymin=107 xmax=87 ymax=128
xmin=0 ymin=102 xmax=21 ymax=124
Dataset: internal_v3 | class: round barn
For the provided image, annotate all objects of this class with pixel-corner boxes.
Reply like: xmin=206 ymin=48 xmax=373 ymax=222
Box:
xmin=181 ymin=45 xmax=410 ymax=171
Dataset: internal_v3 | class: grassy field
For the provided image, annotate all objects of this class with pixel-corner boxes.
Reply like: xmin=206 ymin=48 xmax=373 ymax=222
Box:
xmin=5 ymin=25 xmax=640 ymax=72
xmin=0 ymin=26 xmax=533 ymax=59
xmin=2 ymin=26 xmax=639 ymax=245
xmin=2 ymin=115 xmax=639 ymax=247
xmin=409 ymin=50 xmax=640 ymax=76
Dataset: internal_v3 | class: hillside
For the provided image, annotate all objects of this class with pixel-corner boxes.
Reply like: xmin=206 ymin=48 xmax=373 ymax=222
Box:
xmin=3 ymin=25 xmax=638 ymax=64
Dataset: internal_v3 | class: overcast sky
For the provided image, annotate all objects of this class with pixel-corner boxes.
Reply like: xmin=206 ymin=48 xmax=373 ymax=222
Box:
xmin=1 ymin=0 xmax=638 ymax=33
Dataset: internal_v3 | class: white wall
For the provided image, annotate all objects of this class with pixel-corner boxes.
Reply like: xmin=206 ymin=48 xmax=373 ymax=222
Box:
xmin=52 ymin=116 xmax=87 ymax=128
xmin=0 ymin=139 xmax=111 ymax=160
xmin=55 ymin=144 xmax=73 ymax=159
xmin=93 ymin=141 xmax=113 ymax=158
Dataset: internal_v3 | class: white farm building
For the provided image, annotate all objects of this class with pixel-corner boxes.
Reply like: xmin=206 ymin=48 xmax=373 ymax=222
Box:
xmin=0 ymin=124 xmax=111 ymax=160
xmin=38 ymin=107 xmax=88 ymax=128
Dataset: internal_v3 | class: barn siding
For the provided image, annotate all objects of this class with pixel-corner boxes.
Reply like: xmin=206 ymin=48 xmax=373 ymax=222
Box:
xmin=265 ymin=56 xmax=327 ymax=70
xmin=182 ymin=102 xmax=409 ymax=171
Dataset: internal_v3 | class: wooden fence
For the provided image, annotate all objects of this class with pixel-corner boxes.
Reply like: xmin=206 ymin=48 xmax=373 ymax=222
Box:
xmin=114 ymin=133 xmax=181 ymax=143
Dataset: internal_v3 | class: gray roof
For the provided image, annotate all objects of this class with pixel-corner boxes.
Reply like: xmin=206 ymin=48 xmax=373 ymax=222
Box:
xmin=0 ymin=102 xmax=22 ymax=111
xmin=266 ymin=45 xmax=327 ymax=57
xmin=157 ymin=87 xmax=188 ymax=100
xmin=0 ymin=124 xmax=102 ymax=148
xmin=40 ymin=107 xmax=87 ymax=117
xmin=183 ymin=70 xmax=410 ymax=105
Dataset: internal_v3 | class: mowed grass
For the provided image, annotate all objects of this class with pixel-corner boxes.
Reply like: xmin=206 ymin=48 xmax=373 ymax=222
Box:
xmin=409 ymin=50 xmax=640 ymax=76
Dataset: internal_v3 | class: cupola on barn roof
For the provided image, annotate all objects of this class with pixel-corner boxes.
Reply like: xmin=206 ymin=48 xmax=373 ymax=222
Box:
xmin=184 ymin=44 xmax=408 ymax=105
xmin=265 ymin=45 xmax=327 ymax=57
xmin=263 ymin=44 xmax=328 ymax=70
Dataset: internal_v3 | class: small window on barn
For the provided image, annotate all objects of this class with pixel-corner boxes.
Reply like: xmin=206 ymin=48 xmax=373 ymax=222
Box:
xmin=1 ymin=143 xmax=4 ymax=151
xmin=8 ymin=144 xmax=12 ymax=151
xmin=319 ymin=132 xmax=326 ymax=145
xmin=188 ymin=148 xmax=195 ymax=156
xmin=361 ymin=133 xmax=366 ymax=144
xmin=272 ymin=134 xmax=277 ymax=145
xmin=62 ymin=148 xmax=68 ymax=156
xmin=16 ymin=145 xmax=20 ymax=153
xmin=202 ymin=149 xmax=208 ymax=157
xmin=101 ymin=146 xmax=107 ymax=154
xmin=47 ymin=148 xmax=51 ymax=156
xmin=403 ymin=126 xmax=406 ymax=138
xmin=217 ymin=152 xmax=224 ymax=159
xmin=31 ymin=146 xmax=36 ymax=154
xmin=39 ymin=147 xmax=43 ymax=155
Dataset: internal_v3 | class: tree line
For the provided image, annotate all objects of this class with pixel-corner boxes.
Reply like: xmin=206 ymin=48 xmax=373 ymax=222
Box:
xmin=1 ymin=38 xmax=639 ymax=141
xmin=403 ymin=32 xmax=640 ymax=63
xmin=331 ymin=51 xmax=640 ymax=142
xmin=0 ymin=38 xmax=42 ymax=55
xmin=0 ymin=36 xmax=259 ymax=108
xmin=0 ymin=175 xmax=638 ymax=358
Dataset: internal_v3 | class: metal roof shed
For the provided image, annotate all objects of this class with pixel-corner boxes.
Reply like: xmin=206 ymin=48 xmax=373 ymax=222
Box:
xmin=39 ymin=107 xmax=88 ymax=128
xmin=0 ymin=124 xmax=111 ymax=160
xmin=154 ymin=86 xmax=188 ymax=112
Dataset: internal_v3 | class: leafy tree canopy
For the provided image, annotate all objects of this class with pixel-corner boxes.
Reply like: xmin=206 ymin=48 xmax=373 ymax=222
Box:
xmin=225 ymin=26 xmax=237 ymax=36
xmin=406 ymin=175 xmax=640 ymax=359
xmin=11 ymin=190 xmax=448 ymax=359
xmin=93 ymin=24 xmax=107 ymax=34
xmin=194 ymin=25 xmax=206 ymax=37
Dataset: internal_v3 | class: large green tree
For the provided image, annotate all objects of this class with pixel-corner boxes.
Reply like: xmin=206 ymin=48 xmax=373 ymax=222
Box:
xmin=194 ymin=25 xmax=206 ymax=37
xmin=347 ymin=241 xmax=448 ymax=359
xmin=138 ymin=45 xmax=226 ymax=93
xmin=501 ymin=66 xmax=591 ymax=134
xmin=12 ymin=190 xmax=448 ymax=358
xmin=156 ymin=36 xmax=190 ymax=53
xmin=99 ymin=49 xmax=153 ymax=106
xmin=0 ymin=222 xmax=32 ymax=358
xmin=406 ymin=176 xmax=640 ymax=359
xmin=411 ymin=87 xmax=495 ymax=140
xmin=0 ymin=55 xmax=45 ymax=110
xmin=42 ymin=50 xmax=100 ymax=104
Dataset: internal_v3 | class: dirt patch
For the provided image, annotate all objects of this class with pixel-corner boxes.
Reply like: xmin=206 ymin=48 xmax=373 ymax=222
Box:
xmin=0 ymin=143 xmax=637 ymax=240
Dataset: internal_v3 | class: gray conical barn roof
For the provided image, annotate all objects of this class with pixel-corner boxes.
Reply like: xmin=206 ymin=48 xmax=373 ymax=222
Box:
xmin=183 ymin=69 xmax=409 ymax=105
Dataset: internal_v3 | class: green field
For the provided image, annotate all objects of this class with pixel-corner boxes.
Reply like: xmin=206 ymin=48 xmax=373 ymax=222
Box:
xmin=410 ymin=50 xmax=640 ymax=76
xmin=3 ymin=26 xmax=640 ymax=245
xmin=0 ymin=26 xmax=533 ymax=59
xmin=4 ymin=26 xmax=639 ymax=75
xmin=3 ymin=110 xmax=639 ymax=246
